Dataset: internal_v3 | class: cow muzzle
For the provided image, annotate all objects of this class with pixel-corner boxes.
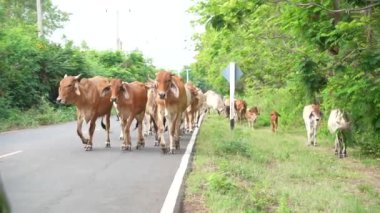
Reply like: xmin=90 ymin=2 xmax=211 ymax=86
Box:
xmin=158 ymin=92 xmax=166 ymax=100
xmin=56 ymin=97 xmax=64 ymax=104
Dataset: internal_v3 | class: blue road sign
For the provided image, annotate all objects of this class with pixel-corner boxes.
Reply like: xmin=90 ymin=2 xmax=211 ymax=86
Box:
xmin=222 ymin=64 xmax=243 ymax=82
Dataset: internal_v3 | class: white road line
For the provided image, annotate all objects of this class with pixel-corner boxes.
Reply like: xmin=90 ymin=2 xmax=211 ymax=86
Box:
xmin=160 ymin=113 xmax=205 ymax=213
xmin=0 ymin=150 xmax=23 ymax=159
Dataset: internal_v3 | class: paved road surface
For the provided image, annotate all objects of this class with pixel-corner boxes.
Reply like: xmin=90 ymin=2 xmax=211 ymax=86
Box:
xmin=0 ymin=119 xmax=195 ymax=213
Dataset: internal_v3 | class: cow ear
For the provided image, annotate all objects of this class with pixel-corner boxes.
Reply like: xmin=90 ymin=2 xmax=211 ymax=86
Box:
xmin=74 ymin=81 xmax=81 ymax=96
xmin=170 ymin=80 xmax=179 ymax=98
xmin=122 ymin=83 xmax=130 ymax=99
xmin=101 ymin=85 xmax=111 ymax=97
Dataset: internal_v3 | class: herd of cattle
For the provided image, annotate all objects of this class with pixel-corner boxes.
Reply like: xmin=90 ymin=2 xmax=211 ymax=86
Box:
xmin=56 ymin=71 xmax=350 ymax=157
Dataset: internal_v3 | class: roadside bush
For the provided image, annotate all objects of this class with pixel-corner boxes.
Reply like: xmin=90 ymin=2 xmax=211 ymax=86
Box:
xmin=207 ymin=173 xmax=236 ymax=195
xmin=214 ymin=134 xmax=252 ymax=158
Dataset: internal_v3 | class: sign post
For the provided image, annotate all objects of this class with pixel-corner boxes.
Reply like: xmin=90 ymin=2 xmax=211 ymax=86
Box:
xmin=222 ymin=62 xmax=243 ymax=130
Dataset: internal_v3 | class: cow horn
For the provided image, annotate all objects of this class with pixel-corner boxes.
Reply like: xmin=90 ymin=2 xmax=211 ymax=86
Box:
xmin=75 ymin=74 xmax=82 ymax=80
xmin=64 ymin=74 xmax=68 ymax=78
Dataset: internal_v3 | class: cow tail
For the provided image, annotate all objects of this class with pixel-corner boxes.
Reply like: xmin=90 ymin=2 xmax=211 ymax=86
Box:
xmin=133 ymin=119 xmax=139 ymax=130
xmin=101 ymin=117 xmax=106 ymax=130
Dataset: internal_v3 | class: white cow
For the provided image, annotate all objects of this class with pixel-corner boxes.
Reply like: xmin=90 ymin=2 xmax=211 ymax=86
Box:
xmin=328 ymin=109 xmax=350 ymax=158
xmin=204 ymin=90 xmax=225 ymax=115
xmin=303 ymin=104 xmax=322 ymax=146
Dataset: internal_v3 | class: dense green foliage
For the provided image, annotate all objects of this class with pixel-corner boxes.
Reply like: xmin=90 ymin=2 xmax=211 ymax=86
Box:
xmin=189 ymin=0 xmax=380 ymax=157
xmin=0 ymin=0 xmax=156 ymax=130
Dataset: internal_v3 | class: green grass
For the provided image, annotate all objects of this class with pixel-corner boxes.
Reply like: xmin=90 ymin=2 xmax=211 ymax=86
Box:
xmin=184 ymin=114 xmax=380 ymax=213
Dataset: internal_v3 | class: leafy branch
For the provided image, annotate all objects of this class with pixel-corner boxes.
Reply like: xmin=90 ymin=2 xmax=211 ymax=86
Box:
xmin=285 ymin=0 xmax=380 ymax=13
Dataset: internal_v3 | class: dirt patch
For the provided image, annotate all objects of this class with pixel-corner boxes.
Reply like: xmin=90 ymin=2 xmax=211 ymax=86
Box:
xmin=182 ymin=194 xmax=208 ymax=213
xmin=344 ymin=158 xmax=380 ymax=193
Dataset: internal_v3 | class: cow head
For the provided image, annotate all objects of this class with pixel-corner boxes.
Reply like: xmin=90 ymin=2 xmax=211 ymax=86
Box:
xmin=102 ymin=79 xmax=130 ymax=103
xmin=56 ymin=74 xmax=81 ymax=104
xmin=155 ymin=71 xmax=179 ymax=100
xmin=309 ymin=104 xmax=322 ymax=124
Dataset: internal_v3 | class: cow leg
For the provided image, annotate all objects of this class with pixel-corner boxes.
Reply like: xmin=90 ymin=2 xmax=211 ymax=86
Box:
xmin=119 ymin=118 xmax=124 ymax=140
xmin=312 ymin=127 xmax=317 ymax=146
xmin=143 ymin=114 xmax=151 ymax=136
xmin=184 ymin=112 xmax=190 ymax=133
xmin=334 ymin=134 xmax=339 ymax=156
xmin=188 ymin=112 xmax=194 ymax=133
xmin=85 ymin=119 xmax=96 ymax=151
xmin=136 ymin=113 xmax=145 ymax=149
xmin=194 ymin=111 xmax=199 ymax=127
xmin=105 ymin=113 xmax=111 ymax=148
xmin=76 ymin=115 xmax=89 ymax=146
xmin=169 ymin=113 xmax=179 ymax=153
xmin=306 ymin=126 xmax=312 ymax=146
xmin=338 ymin=131 xmax=347 ymax=158
xmin=174 ymin=113 xmax=182 ymax=150
xmin=271 ymin=121 xmax=274 ymax=132
xmin=121 ymin=116 xmax=133 ymax=151
xmin=157 ymin=107 xmax=167 ymax=153
xmin=275 ymin=120 xmax=278 ymax=133
xmin=151 ymin=116 xmax=159 ymax=146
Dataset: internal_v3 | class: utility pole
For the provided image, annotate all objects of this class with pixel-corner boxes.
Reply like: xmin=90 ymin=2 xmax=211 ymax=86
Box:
xmin=36 ymin=0 xmax=43 ymax=37
xmin=116 ymin=10 xmax=122 ymax=50
xmin=186 ymin=68 xmax=190 ymax=83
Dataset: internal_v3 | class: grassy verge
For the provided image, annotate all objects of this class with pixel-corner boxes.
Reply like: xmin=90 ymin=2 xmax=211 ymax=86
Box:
xmin=0 ymin=100 xmax=76 ymax=132
xmin=183 ymin=114 xmax=380 ymax=212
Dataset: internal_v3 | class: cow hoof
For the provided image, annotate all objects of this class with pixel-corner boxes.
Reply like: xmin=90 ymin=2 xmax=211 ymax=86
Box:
xmin=136 ymin=143 xmax=145 ymax=150
xmin=154 ymin=141 xmax=159 ymax=147
xmin=119 ymin=136 xmax=124 ymax=140
xmin=169 ymin=149 xmax=175 ymax=154
xmin=161 ymin=147 xmax=169 ymax=154
xmin=85 ymin=146 xmax=93 ymax=151
xmin=121 ymin=145 xmax=131 ymax=151
xmin=105 ymin=142 xmax=111 ymax=148
xmin=82 ymin=138 xmax=90 ymax=145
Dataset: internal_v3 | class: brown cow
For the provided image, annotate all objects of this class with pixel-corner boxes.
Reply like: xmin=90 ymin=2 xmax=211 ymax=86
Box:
xmin=235 ymin=99 xmax=247 ymax=122
xmin=101 ymin=79 xmax=148 ymax=150
xmin=155 ymin=70 xmax=189 ymax=154
xmin=57 ymin=74 xmax=113 ymax=151
xmin=270 ymin=110 xmax=280 ymax=133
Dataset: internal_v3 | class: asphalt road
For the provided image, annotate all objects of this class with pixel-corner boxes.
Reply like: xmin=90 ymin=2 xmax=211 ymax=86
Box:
xmin=0 ymin=118 xmax=194 ymax=213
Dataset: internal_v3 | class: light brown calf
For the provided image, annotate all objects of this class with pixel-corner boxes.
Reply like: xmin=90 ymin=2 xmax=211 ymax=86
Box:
xmin=246 ymin=106 xmax=259 ymax=128
xmin=102 ymin=79 xmax=148 ymax=150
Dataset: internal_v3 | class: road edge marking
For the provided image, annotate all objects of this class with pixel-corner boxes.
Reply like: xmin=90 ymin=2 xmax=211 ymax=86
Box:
xmin=0 ymin=150 xmax=23 ymax=159
xmin=160 ymin=113 xmax=205 ymax=213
